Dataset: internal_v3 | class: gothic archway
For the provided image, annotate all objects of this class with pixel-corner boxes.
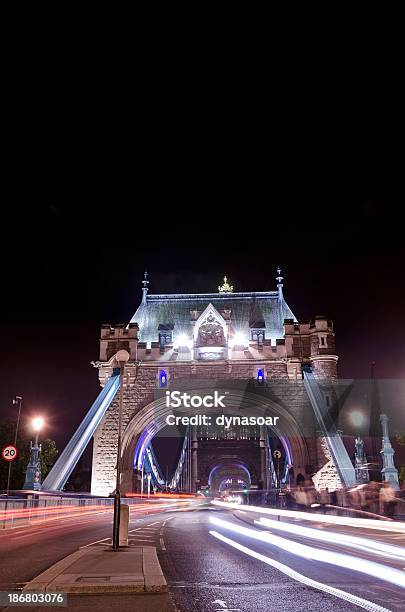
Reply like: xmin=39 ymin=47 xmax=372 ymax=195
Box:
xmin=119 ymin=384 xmax=311 ymax=494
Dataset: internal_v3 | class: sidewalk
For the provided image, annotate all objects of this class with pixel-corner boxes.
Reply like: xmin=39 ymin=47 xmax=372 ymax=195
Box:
xmin=24 ymin=545 xmax=167 ymax=593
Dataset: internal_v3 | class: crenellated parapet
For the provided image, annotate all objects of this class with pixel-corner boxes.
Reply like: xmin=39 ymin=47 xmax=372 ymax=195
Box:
xmin=99 ymin=323 xmax=139 ymax=361
xmin=97 ymin=317 xmax=337 ymax=383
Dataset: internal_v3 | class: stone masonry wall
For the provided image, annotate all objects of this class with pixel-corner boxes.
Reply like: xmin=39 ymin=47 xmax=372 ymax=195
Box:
xmin=91 ymin=362 xmax=324 ymax=496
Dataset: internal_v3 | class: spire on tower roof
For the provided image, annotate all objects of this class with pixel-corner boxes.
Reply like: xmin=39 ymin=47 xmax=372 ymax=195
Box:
xmin=276 ymin=266 xmax=284 ymax=300
xmin=142 ymin=271 xmax=149 ymax=304
xmin=218 ymin=276 xmax=234 ymax=293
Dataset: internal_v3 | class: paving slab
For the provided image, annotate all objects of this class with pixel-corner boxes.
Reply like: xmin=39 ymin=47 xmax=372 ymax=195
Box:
xmin=24 ymin=546 xmax=167 ymax=594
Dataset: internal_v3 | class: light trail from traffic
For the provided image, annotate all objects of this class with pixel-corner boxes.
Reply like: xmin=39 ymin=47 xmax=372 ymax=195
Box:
xmin=209 ymin=516 xmax=405 ymax=588
xmin=0 ymin=500 xmax=192 ymax=528
xmin=209 ymin=530 xmax=390 ymax=612
xmin=211 ymin=500 xmax=405 ymax=533
xmin=124 ymin=492 xmax=196 ymax=499
xmin=255 ymin=516 xmax=405 ymax=562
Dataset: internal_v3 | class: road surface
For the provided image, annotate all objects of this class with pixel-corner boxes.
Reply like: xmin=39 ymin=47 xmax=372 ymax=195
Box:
xmin=0 ymin=501 xmax=404 ymax=611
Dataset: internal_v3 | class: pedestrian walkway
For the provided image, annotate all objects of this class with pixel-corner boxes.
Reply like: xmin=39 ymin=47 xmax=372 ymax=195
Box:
xmin=24 ymin=545 xmax=167 ymax=594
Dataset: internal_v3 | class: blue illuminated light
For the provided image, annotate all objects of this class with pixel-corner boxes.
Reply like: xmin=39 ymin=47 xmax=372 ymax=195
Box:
xmin=159 ymin=370 xmax=168 ymax=387
xmin=257 ymin=369 xmax=264 ymax=384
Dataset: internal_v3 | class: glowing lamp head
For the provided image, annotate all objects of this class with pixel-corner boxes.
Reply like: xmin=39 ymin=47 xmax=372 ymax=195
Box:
xmin=233 ymin=332 xmax=247 ymax=347
xmin=350 ymin=410 xmax=365 ymax=428
xmin=159 ymin=369 xmax=168 ymax=388
xmin=177 ymin=334 xmax=188 ymax=347
xmin=257 ymin=369 xmax=264 ymax=384
xmin=32 ymin=416 xmax=44 ymax=432
xmin=115 ymin=349 xmax=130 ymax=366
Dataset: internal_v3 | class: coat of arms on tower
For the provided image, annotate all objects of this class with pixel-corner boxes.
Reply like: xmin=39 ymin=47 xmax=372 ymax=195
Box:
xmin=218 ymin=276 xmax=233 ymax=293
xmin=198 ymin=313 xmax=225 ymax=346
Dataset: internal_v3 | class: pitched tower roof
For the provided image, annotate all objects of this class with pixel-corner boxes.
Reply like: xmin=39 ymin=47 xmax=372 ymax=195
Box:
xmin=130 ymin=273 xmax=297 ymax=345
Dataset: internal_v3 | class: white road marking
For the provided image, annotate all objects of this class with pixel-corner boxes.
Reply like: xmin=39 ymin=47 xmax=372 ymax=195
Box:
xmin=130 ymin=539 xmax=156 ymax=543
xmin=80 ymin=536 xmax=111 ymax=548
xmin=142 ymin=527 xmax=159 ymax=531
xmin=159 ymin=516 xmax=173 ymax=543
xmin=211 ymin=600 xmax=241 ymax=612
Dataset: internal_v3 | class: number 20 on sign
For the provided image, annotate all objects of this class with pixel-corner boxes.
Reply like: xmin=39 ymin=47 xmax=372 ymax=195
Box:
xmin=2 ymin=445 xmax=18 ymax=461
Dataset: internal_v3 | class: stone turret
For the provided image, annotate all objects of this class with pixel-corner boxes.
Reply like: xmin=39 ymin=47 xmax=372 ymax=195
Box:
xmin=99 ymin=323 xmax=139 ymax=361
xmin=282 ymin=316 xmax=338 ymax=379
xmin=309 ymin=316 xmax=338 ymax=379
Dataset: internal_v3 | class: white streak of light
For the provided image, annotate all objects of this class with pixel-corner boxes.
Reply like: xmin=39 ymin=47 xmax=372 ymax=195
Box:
xmin=211 ymin=500 xmax=405 ymax=534
xmin=256 ymin=517 xmax=405 ymax=562
xmin=210 ymin=530 xmax=390 ymax=612
xmin=210 ymin=516 xmax=405 ymax=589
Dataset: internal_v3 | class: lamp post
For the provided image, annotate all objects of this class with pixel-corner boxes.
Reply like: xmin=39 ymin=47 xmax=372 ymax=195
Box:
xmin=354 ymin=436 xmax=369 ymax=483
xmin=23 ymin=416 xmax=44 ymax=491
xmin=112 ymin=349 xmax=130 ymax=551
xmin=380 ymin=414 xmax=399 ymax=488
xmin=350 ymin=408 xmax=370 ymax=484
xmin=6 ymin=396 xmax=22 ymax=496
xmin=350 ymin=409 xmax=370 ymax=484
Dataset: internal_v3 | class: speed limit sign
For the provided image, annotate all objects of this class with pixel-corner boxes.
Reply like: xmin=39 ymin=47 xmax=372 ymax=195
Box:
xmin=2 ymin=445 xmax=18 ymax=462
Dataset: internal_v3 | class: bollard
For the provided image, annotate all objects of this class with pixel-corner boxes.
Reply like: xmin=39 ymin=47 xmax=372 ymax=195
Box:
xmin=119 ymin=503 xmax=129 ymax=547
xmin=112 ymin=491 xmax=121 ymax=550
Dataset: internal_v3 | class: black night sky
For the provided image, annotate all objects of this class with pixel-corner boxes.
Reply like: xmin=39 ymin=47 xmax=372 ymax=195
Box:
xmin=1 ymin=146 xmax=404 ymax=460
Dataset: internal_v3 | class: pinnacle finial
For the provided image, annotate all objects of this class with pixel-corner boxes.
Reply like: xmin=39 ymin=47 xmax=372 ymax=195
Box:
xmin=142 ymin=271 xmax=149 ymax=304
xmin=276 ymin=266 xmax=284 ymax=300
xmin=142 ymin=271 xmax=149 ymax=288
xmin=218 ymin=276 xmax=234 ymax=293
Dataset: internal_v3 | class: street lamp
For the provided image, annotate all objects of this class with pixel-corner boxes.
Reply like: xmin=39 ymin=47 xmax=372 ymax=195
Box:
xmin=32 ymin=417 xmax=44 ymax=443
xmin=112 ymin=349 xmax=130 ymax=551
xmin=350 ymin=410 xmax=365 ymax=428
xmin=349 ymin=409 xmax=370 ymax=484
xmin=23 ymin=416 xmax=44 ymax=491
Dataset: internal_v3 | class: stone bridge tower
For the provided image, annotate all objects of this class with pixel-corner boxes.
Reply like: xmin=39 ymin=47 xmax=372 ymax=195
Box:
xmin=91 ymin=271 xmax=339 ymax=496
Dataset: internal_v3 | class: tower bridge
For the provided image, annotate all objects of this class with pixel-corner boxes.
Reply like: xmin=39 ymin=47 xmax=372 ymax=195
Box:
xmin=43 ymin=271 xmax=356 ymax=496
